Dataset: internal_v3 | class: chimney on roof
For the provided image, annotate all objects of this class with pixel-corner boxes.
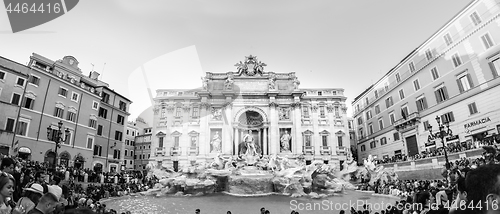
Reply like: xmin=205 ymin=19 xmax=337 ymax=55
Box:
xmin=90 ymin=71 xmax=100 ymax=80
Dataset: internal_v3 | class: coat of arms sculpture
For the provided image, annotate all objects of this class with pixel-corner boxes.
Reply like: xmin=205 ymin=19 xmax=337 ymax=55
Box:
xmin=235 ymin=55 xmax=267 ymax=76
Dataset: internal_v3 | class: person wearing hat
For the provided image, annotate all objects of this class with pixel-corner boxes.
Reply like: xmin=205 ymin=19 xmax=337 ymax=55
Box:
xmin=12 ymin=183 xmax=44 ymax=214
xmin=27 ymin=185 xmax=62 ymax=214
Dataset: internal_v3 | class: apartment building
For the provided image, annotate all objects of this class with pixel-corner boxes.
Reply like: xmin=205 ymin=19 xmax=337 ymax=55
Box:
xmin=124 ymin=121 xmax=139 ymax=169
xmin=0 ymin=57 xmax=30 ymax=156
xmin=0 ymin=53 xmax=132 ymax=171
xmin=352 ymin=0 xmax=500 ymax=163
xmin=93 ymin=86 xmax=132 ymax=172
xmin=134 ymin=118 xmax=152 ymax=173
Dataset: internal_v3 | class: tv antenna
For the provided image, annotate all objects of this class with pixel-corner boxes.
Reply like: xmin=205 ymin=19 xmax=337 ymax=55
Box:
xmin=90 ymin=63 xmax=95 ymax=71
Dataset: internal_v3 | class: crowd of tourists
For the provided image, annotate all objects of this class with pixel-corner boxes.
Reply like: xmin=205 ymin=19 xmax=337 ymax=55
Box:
xmin=0 ymin=155 xmax=158 ymax=214
xmin=356 ymin=142 xmax=500 ymax=214
xmin=375 ymin=137 xmax=499 ymax=165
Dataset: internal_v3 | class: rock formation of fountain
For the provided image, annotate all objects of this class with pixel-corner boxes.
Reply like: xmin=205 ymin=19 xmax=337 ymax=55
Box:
xmin=141 ymin=149 xmax=377 ymax=198
xmin=356 ymin=155 xmax=398 ymax=186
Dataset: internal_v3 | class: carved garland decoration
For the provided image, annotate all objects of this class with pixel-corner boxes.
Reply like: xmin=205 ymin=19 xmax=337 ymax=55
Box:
xmin=166 ymin=105 xmax=175 ymax=113
xmin=291 ymin=102 xmax=301 ymax=109
xmin=269 ymin=102 xmax=279 ymax=108
xmin=311 ymin=105 xmax=319 ymax=113
xmin=222 ymin=102 xmax=233 ymax=109
xmin=183 ymin=105 xmax=191 ymax=112
xmin=200 ymin=102 xmax=211 ymax=110
xmin=341 ymin=105 xmax=348 ymax=113
xmin=327 ymin=105 xmax=334 ymax=113
xmin=153 ymin=106 xmax=159 ymax=115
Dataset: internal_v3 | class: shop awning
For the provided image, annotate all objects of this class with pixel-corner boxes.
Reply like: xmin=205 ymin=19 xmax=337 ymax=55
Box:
xmin=425 ymin=141 xmax=436 ymax=148
xmin=446 ymin=135 xmax=460 ymax=144
xmin=18 ymin=147 xmax=31 ymax=154
xmin=464 ymin=128 xmax=495 ymax=137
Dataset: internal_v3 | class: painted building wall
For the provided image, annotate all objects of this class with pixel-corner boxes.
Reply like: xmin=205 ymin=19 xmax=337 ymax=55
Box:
xmin=353 ymin=0 xmax=500 ymax=162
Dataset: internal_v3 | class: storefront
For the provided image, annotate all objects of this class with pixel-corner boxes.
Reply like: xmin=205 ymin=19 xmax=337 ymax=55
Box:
xmin=0 ymin=146 xmax=9 ymax=156
xmin=425 ymin=140 xmax=436 ymax=152
xmin=18 ymin=147 xmax=32 ymax=160
xmin=59 ymin=151 xmax=71 ymax=167
xmin=463 ymin=116 xmax=498 ymax=143
xmin=74 ymin=154 xmax=85 ymax=169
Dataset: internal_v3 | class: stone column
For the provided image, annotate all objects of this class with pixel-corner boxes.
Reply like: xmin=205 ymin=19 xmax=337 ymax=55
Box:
xmin=263 ymin=128 xmax=268 ymax=155
xmin=328 ymin=105 xmax=336 ymax=156
xmin=234 ymin=128 xmax=239 ymax=155
xmin=199 ymin=103 xmax=209 ymax=156
xmin=258 ymin=129 xmax=262 ymax=155
xmin=293 ymin=103 xmax=303 ymax=154
xmin=269 ymin=103 xmax=279 ymax=155
xmin=312 ymin=104 xmax=321 ymax=156
xmin=182 ymin=104 xmax=189 ymax=156
xmin=223 ymin=104 xmax=233 ymax=155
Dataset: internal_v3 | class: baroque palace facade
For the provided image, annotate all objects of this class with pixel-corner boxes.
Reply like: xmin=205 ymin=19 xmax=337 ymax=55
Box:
xmin=352 ymin=0 xmax=500 ymax=163
xmin=150 ymin=55 xmax=350 ymax=170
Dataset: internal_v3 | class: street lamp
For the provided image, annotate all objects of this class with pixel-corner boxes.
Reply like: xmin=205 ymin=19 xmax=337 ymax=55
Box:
xmin=427 ymin=115 xmax=454 ymax=169
xmin=47 ymin=120 xmax=70 ymax=171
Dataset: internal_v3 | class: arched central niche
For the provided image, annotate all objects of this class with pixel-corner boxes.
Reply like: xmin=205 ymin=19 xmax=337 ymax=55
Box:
xmin=238 ymin=110 xmax=264 ymax=128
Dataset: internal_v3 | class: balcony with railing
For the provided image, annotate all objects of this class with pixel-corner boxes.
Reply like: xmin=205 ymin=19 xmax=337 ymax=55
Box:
xmin=337 ymin=146 xmax=347 ymax=155
xmin=320 ymin=146 xmax=331 ymax=155
xmin=170 ymin=147 xmax=181 ymax=156
xmin=155 ymin=147 xmax=165 ymax=156
xmin=303 ymin=146 xmax=314 ymax=155
xmin=188 ymin=147 xmax=199 ymax=155
xmin=394 ymin=112 xmax=420 ymax=133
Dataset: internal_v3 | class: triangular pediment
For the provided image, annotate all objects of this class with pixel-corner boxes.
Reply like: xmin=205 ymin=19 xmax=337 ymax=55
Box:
xmin=303 ymin=130 xmax=313 ymax=135
xmin=156 ymin=131 xmax=166 ymax=137
xmin=188 ymin=130 xmax=199 ymax=136
xmin=171 ymin=131 xmax=182 ymax=137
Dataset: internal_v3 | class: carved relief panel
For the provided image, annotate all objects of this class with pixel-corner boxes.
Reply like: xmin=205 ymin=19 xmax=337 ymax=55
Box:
xmin=278 ymin=107 xmax=291 ymax=120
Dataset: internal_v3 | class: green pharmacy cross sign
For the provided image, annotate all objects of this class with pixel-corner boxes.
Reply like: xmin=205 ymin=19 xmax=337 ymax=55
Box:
xmin=3 ymin=0 xmax=79 ymax=33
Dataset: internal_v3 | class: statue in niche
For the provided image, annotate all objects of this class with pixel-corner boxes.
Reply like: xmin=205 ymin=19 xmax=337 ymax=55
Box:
xmin=280 ymin=130 xmax=291 ymax=152
xmin=211 ymin=131 xmax=222 ymax=153
xmin=279 ymin=107 xmax=290 ymax=120
xmin=191 ymin=136 xmax=197 ymax=148
xmin=201 ymin=76 xmax=208 ymax=90
xmin=293 ymin=76 xmax=300 ymax=90
xmin=224 ymin=74 xmax=234 ymax=90
xmin=268 ymin=73 xmax=276 ymax=90
xmin=239 ymin=130 xmax=260 ymax=157
xmin=211 ymin=108 xmax=222 ymax=120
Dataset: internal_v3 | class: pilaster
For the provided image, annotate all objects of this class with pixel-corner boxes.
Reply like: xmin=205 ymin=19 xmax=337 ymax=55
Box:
xmin=293 ymin=101 xmax=302 ymax=154
xmin=223 ymin=102 xmax=233 ymax=155
xmin=199 ymin=101 xmax=210 ymax=156
xmin=312 ymin=103 xmax=321 ymax=156
xmin=269 ymin=100 xmax=279 ymax=155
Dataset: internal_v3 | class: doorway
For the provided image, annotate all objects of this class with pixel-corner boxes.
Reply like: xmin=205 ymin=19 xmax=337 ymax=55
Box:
xmin=405 ymin=135 xmax=419 ymax=157
xmin=173 ymin=161 xmax=179 ymax=172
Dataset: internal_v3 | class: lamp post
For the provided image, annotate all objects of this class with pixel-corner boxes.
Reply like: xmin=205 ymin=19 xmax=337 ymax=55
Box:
xmin=47 ymin=120 xmax=70 ymax=172
xmin=427 ymin=115 xmax=454 ymax=170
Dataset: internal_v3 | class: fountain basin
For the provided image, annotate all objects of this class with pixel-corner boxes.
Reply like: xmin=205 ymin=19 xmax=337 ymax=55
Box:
xmin=228 ymin=174 xmax=274 ymax=195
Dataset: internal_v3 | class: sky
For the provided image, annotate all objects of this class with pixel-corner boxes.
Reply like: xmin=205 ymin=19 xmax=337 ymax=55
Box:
xmin=0 ymin=0 xmax=473 ymax=121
